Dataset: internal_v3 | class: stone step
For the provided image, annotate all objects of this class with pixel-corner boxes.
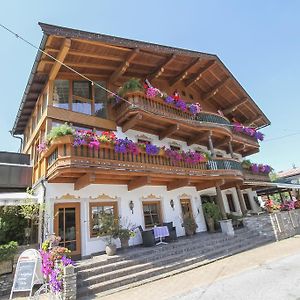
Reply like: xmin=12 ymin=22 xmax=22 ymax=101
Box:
xmin=78 ymin=232 xmax=265 ymax=284
xmin=77 ymin=230 xmax=261 ymax=278
xmin=78 ymin=235 xmax=272 ymax=298
xmin=76 ymin=229 xmax=259 ymax=272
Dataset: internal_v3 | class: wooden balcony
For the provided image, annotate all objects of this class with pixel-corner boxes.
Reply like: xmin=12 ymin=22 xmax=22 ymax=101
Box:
xmin=113 ymin=92 xmax=259 ymax=156
xmin=242 ymin=169 xmax=271 ymax=182
xmin=42 ymin=136 xmax=244 ymax=191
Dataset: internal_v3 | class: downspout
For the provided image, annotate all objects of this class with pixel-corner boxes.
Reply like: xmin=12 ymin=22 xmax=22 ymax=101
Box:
xmin=40 ymin=178 xmax=47 ymax=244
xmin=9 ymin=130 xmax=23 ymax=153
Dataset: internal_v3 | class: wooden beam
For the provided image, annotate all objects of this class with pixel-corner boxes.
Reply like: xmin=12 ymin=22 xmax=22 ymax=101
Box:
xmin=221 ymin=180 xmax=244 ymax=190
xmin=109 ymin=48 xmax=140 ymax=83
xmin=169 ymin=58 xmax=201 ymax=87
xmin=122 ymin=114 xmax=143 ymax=132
xmin=196 ymin=180 xmax=219 ymax=191
xmin=148 ymin=54 xmax=177 ymax=81
xmin=167 ymin=178 xmax=190 ymax=191
xmin=244 ymin=115 xmax=262 ymax=127
xmin=187 ymin=131 xmax=210 ymax=146
xmin=202 ymin=77 xmax=230 ymax=102
xmin=243 ymin=148 xmax=259 ymax=157
xmin=223 ymin=98 xmax=248 ymax=115
xmin=44 ymin=60 xmax=117 ymax=71
xmin=214 ymin=137 xmax=231 ymax=149
xmin=46 ymin=47 xmax=124 ymax=62
xmin=128 ymin=176 xmax=151 ymax=191
xmin=159 ymin=124 xmax=180 ymax=140
xmin=49 ymin=39 xmax=71 ymax=80
xmin=74 ymin=173 xmax=95 ymax=190
xmin=233 ymin=144 xmax=246 ymax=152
xmin=185 ymin=60 xmax=216 ymax=88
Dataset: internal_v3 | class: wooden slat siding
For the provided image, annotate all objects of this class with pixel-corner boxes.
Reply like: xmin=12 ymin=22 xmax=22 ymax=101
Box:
xmin=47 ymin=106 xmax=116 ymax=131
xmin=49 ymin=39 xmax=71 ymax=80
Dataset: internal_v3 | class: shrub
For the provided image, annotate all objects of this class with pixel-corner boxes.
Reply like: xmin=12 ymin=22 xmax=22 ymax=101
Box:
xmin=46 ymin=123 xmax=74 ymax=143
xmin=0 ymin=241 xmax=18 ymax=262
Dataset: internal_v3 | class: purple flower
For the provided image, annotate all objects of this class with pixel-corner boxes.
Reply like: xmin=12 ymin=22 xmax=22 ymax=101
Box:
xmin=61 ymin=256 xmax=74 ymax=266
xmin=88 ymin=139 xmax=100 ymax=150
xmin=146 ymin=87 xmax=159 ymax=98
xmin=255 ymin=131 xmax=264 ymax=141
xmin=145 ymin=144 xmax=160 ymax=155
xmin=251 ymin=164 xmax=259 ymax=173
xmin=233 ymin=123 xmax=244 ymax=132
xmin=175 ymin=99 xmax=187 ymax=111
xmin=189 ymin=103 xmax=201 ymax=115
xmin=37 ymin=141 xmax=47 ymax=153
xmin=164 ymin=96 xmax=174 ymax=104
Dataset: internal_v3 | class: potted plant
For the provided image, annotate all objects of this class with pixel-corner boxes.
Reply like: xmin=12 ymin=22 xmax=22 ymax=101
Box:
xmin=118 ymin=228 xmax=135 ymax=249
xmin=98 ymin=213 xmax=119 ymax=256
xmin=0 ymin=241 xmax=18 ymax=275
xmin=181 ymin=216 xmax=198 ymax=236
xmin=202 ymin=202 xmax=221 ymax=233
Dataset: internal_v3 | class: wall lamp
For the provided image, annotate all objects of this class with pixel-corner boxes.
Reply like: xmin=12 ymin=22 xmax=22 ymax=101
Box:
xmin=170 ymin=199 xmax=174 ymax=210
xmin=129 ymin=200 xmax=134 ymax=214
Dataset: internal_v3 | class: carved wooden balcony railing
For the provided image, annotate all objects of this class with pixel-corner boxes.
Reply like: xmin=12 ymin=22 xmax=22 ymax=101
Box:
xmin=113 ymin=92 xmax=259 ymax=155
xmin=43 ymin=136 xmax=244 ymax=191
xmin=242 ymin=169 xmax=271 ymax=182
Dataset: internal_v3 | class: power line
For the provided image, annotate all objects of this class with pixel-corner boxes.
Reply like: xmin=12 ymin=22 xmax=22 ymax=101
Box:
xmin=0 ymin=23 xmax=298 ymax=143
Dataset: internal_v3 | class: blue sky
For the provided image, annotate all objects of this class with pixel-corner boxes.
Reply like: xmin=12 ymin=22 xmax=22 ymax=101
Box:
xmin=0 ymin=1 xmax=299 ymax=172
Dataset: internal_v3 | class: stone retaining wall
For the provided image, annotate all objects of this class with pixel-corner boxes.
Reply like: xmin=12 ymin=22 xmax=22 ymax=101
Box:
xmin=243 ymin=210 xmax=300 ymax=241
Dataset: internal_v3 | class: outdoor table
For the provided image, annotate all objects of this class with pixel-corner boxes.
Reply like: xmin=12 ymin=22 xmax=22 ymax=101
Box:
xmin=153 ymin=226 xmax=169 ymax=245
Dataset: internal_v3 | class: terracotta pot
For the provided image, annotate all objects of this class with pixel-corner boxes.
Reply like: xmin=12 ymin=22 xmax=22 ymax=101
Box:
xmin=120 ymin=237 xmax=129 ymax=249
xmin=0 ymin=260 xmax=13 ymax=275
xmin=206 ymin=217 xmax=215 ymax=233
xmin=105 ymin=244 xmax=117 ymax=256
xmin=184 ymin=227 xmax=195 ymax=236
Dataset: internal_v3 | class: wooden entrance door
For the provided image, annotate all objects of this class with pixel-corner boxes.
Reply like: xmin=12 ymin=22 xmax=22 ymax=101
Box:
xmin=180 ymin=198 xmax=193 ymax=219
xmin=54 ymin=203 xmax=81 ymax=256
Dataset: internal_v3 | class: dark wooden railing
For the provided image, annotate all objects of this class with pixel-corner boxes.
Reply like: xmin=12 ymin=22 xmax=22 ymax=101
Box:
xmin=114 ymin=92 xmax=258 ymax=143
xmin=243 ymin=169 xmax=271 ymax=182
xmin=46 ymin=138 xmax=243 ymax=178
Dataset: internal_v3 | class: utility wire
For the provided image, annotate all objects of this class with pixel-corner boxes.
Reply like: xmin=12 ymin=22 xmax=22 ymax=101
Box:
xmin=0 ymin=23 xmax=297 ymax=141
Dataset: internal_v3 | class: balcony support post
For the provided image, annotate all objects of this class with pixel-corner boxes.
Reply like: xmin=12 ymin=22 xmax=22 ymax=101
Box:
xmin=228 ymin=140 xmax=234 ymax=158
xmin=236 ymin=185 xmax=247 ymax=215
xmin=216 ymin=183 xmax=227 ymax=220
xmin=208 ymin=133 xmax=216 ymax=158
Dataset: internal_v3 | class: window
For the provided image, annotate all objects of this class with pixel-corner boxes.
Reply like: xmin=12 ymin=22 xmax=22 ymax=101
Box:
xmin=72 ymin=81 xmax=92 ymax=115
xmin=94 ymin=81 xmax=107 ymax=118
xmin=142 ymin=201 xmax=162 ymax=228
xmin=137 ymin=139 xmax=151 ymax=145
xmin=170 ymin=145 xmax=181 ymax=151
xmin=243 ymin=193 xmax=252 ymax=210
xmin=226 ymin=194 xmax=236 ymax=212
xmin=89 ymin=202 xmax=118 ymax=237
xmin=53 ymin=80 xmax=69 ymax=109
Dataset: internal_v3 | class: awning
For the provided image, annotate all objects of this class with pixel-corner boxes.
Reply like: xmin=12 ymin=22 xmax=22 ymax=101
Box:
xmin=0 ymin=192 xmax=38 ymax=206
xmin=244 ymin=181 xmax=300 ymax=189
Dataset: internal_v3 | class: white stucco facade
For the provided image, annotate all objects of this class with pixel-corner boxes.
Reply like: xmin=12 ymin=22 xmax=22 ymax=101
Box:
xmin=34 ymin=180 xmax=260 ymax=257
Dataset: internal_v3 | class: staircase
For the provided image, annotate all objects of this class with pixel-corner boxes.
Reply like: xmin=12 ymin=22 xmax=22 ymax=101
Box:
xmin=76 ymin=228 xmax=273 ymax=299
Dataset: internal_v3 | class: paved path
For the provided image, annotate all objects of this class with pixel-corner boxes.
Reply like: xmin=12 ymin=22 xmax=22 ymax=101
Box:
xmin=100 ymin=236 xmax=300 ymax=300
xmin=4 ymin=236 xmax=300 ymax=300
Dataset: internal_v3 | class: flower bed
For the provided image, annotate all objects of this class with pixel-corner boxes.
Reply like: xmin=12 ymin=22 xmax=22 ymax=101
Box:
xmin=40 ymin=235 xmax=73 ymax=293
xmin=38 ymin=124 xmax=208 ymax=165
xmin=241 ymin=160 xmax=272 ymax=174
xmin=233 ymin=122 xmax=264 ymax=141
